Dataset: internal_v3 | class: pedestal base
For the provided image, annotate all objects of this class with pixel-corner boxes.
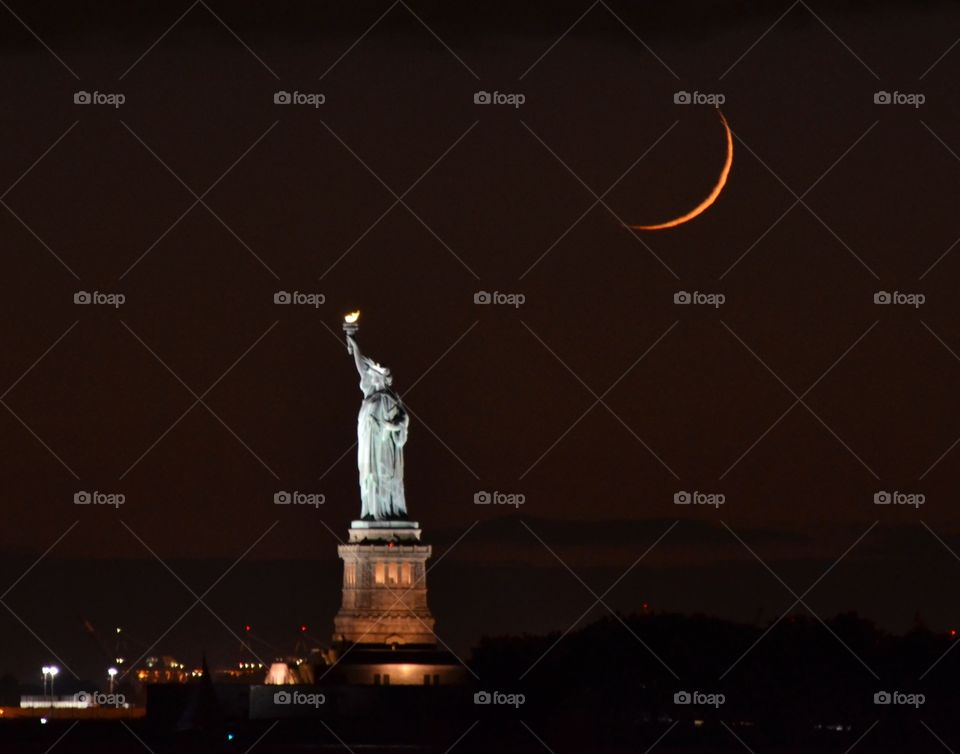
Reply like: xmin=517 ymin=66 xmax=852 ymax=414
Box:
xmin=348 ymin=520 xmax=421 ymax=543
xmin=333 ymin=522 xmax=435 ymax=647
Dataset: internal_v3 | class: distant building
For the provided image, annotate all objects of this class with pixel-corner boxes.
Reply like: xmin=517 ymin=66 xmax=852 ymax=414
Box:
xmin=136 ymin=656 xmax=202 ymax=684
xmin=334 ymin=647 xmax=466 ymax=686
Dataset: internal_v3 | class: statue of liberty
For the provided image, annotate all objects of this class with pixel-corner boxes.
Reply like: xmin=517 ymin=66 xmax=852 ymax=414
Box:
xmin=345 ymin=329 xmax=409 ymax=520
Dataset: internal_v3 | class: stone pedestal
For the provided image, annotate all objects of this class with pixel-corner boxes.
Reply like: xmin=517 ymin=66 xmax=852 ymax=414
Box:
xmin=333 ymin=520 xmax=436 ymax=647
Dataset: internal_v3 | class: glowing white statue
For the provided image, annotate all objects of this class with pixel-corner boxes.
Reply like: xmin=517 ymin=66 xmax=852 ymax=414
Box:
xmin=344 ymin=318 xmax=409 ymax=520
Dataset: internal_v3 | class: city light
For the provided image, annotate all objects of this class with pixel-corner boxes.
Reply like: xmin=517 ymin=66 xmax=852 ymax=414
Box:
xmin=41 ymin=666 xmax=59 ymax=698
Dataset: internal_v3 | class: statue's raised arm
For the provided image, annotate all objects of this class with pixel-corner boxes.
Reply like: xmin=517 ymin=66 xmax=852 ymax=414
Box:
xmin=345 ymin=334 xmax=366 ymax=378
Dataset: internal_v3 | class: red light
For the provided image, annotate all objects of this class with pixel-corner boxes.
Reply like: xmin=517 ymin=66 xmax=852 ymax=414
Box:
xmin=300 ymin=624 xmax=307 ymax=633
xmin=950 ymin=629 xmax=957 ymax=637
xmin=245 ymin=625 xmax=251 ymax=633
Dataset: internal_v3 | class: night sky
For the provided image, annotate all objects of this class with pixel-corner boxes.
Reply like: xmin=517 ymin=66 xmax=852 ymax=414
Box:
xmin=1 ymin=0 xmax=959 ymax=685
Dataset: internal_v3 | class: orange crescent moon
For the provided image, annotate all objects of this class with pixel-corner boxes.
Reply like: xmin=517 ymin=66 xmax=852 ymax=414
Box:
xmin=628 ymin=109 xmax=733 ymax=231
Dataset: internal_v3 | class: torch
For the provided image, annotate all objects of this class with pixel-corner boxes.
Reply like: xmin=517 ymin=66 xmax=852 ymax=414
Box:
xmin=343 ymin=310 xmax=360 ymax=351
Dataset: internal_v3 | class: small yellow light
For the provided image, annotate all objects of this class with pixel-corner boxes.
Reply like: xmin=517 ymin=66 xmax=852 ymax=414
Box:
xmin=344 ymin=310 xmax=360 ymax=324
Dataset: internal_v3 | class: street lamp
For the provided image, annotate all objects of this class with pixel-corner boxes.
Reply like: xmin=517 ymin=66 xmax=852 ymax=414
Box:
xmin=107 ymin=667 xmax=118 ymax=694
xmin=41 ymin=667 xmax=50 ymax=698
xmin=48 ymin=666 xmax=58 ymax=698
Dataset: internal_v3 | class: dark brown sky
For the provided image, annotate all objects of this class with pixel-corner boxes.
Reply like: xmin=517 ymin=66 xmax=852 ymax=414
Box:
xmin=0 ymin=0 xmax=959 ymax=682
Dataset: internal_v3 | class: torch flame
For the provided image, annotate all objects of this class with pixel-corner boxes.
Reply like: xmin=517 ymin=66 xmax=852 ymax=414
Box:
xmin=344 ymin=310 xmax=360 ymax=324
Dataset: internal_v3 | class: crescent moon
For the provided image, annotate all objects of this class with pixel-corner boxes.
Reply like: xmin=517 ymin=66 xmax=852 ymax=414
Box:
xmin=628 ymin=109 xmax=733 ymax=231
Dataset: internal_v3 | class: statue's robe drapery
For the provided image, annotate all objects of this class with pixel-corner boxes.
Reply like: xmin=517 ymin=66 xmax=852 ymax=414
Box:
xmin=357 ymin=386 xmax=408 ymax=519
